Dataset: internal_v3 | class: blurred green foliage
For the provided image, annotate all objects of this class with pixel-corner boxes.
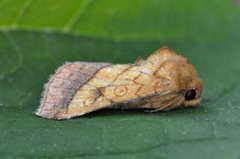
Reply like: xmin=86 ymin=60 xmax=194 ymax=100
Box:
xmin=0 ymin=0 xmax=240 ymax=158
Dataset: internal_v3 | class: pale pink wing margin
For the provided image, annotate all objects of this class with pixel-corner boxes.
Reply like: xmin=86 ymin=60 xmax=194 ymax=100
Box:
xmin=35 ymin=62 xmax=111 ymax=119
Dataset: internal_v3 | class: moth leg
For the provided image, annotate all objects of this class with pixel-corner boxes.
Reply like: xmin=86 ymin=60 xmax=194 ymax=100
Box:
xmin=144 ymin=96 xmax=183 ymax=112
xmin=144 ymin=104 xmax=170 ymax=113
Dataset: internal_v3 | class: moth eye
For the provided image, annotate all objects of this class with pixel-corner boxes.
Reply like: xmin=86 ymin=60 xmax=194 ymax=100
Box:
xmin=185 ymin=89 xmax=196 ymax=100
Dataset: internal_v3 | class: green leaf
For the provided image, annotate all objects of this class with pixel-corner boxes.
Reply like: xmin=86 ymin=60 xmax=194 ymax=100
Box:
xmin=0 ymin=0 xmax=240 ymax=41
xmin=1 ymin=0 xmax=240 ymax=159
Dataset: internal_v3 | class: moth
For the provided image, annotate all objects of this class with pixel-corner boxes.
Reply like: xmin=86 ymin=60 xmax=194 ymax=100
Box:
xmin=35 ymin=47 xmax=202 ymax=120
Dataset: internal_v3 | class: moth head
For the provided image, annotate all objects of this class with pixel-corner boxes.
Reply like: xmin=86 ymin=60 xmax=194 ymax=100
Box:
xmin=179 ymin=62 xmax=202 ymax=107
xmin=146 ymin=47 xmax=202 ymax=108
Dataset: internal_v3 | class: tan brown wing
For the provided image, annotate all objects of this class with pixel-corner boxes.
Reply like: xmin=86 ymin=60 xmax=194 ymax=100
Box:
xmin=55 ymin=63 xmax=176 ymax=119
